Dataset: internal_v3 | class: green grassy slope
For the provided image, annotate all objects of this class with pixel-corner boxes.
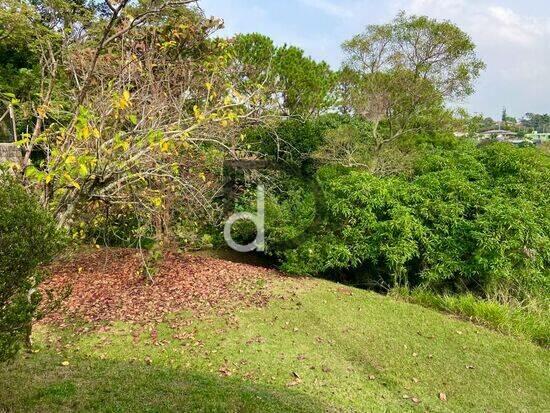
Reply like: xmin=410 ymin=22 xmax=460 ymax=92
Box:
xmin=1 ymin=278 xmax=549 ymax=412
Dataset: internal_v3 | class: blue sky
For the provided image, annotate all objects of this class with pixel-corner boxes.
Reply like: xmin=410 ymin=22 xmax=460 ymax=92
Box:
xmin=200 ymin=0 xmax=550 ymax=119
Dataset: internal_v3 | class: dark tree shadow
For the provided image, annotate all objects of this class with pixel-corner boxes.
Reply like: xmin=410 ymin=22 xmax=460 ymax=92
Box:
xmin=0 ymin=353 xmax=333 ymax=412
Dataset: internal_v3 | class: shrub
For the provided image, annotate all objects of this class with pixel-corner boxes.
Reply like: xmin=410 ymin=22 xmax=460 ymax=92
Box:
xmin=259 ymin=141 xmax=549 ymax=303
xmin=0 ymin=176 xmax=63 ymax=362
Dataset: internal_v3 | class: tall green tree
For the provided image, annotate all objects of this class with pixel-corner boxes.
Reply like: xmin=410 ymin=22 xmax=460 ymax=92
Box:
xmin=522 ymin=113 xmax=550 ymax=132
xmin=330 ymin=12 xmax=484 ymax=166
xmin=342 ymin=11 xmax=485 ymax=99
xmin=230 ymin=33 xmax=335 ymax=117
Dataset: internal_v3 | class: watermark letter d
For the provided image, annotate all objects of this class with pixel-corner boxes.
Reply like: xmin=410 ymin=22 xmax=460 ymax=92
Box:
xmin=224 ymin=185 xmax=265 ymax=252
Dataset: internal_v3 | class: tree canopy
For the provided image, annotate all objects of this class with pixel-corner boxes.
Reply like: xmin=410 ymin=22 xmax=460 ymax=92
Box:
xmin=230 ymin=33 xmax=336 ymax=117
xmin=342 ymin=12 xmax=485 ymax=99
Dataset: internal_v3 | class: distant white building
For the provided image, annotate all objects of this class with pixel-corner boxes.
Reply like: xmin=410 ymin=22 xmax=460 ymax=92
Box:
xmin=476 ymin=130 xmax=535 ymax=146
xmin=478 ymin=129 xmax=518 ymax=141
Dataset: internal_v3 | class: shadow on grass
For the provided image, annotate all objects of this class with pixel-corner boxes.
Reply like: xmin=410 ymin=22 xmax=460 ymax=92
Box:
xmin=190 ymin=248 xmax=276 ymax=269
xmin=0 ymin=353 xmax=330 ymax=412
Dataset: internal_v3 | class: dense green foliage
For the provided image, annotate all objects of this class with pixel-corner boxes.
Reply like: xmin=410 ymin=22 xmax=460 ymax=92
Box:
xmin=0 ymin=176 xmax=63 ymax=361
xmin=0 ymin=3 xmax=547 ymax=411
xmin=236 ymin=136 xmax=549 ymax=306
xmin=1 ymin=0 xmax=547 ymax=371
xmin=230 ymin=33 xmax=336 ymax=117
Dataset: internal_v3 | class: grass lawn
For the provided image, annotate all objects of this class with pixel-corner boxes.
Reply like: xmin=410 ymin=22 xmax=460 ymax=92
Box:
xmin=1 ymin=277 xmax=549 ymax=412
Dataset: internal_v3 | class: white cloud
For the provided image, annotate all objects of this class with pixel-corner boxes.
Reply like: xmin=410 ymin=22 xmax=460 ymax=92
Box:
xmin=396 ymin=0 xmax=550 ymax=49
xmin=299 ymin=0 xmax=354 ymax=19
xmin=201 ymin=0 xmax=550 ymax=117
xmin=392 ymin=0 xmax=550 ymax=117
xmin=485 ymin=6 xmax=545 ymax=47
xmin=405 ymin=0 xmax=466 ymax=15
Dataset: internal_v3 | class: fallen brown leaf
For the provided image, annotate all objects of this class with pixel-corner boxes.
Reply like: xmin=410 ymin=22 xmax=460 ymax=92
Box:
xmin=40 ymin=249 xmax=277 ymax=325
xmin=218 ymin=366 xmax=232 ymax=377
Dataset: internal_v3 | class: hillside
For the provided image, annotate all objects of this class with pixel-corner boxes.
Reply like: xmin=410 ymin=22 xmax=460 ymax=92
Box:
xmin=1 ymin=249 xmax=548 ymax=412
